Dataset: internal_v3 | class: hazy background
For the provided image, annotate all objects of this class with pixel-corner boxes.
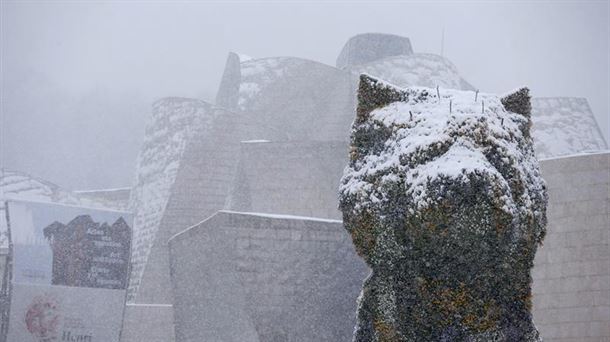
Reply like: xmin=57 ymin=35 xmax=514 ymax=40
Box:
xmin=2 ymin=1 xmax=608 ymax=190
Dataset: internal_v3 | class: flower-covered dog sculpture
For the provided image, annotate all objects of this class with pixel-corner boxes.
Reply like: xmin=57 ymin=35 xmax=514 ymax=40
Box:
xmin=339 ymin=75 xmax=547 ymax=341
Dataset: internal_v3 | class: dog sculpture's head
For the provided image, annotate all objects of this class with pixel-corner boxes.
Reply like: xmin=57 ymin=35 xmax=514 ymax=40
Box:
xmin=339 ymin=75 xmax=547 ymax=339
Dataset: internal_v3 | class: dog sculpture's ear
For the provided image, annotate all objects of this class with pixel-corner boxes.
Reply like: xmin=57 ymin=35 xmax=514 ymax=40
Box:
xmin=501 ymin=87 xmax=531 ymax=118
xmin=351 ymin=75 xmax=407 ymax=162
xmin=356 ymin=74 xmax=408 ymax=124
xmin=501 ymin=87 xmax=532 ymax=137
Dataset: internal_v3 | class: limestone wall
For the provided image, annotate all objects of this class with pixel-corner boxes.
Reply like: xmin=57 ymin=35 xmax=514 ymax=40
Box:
xmin=134 ymin=109 xmax=251 ymax=305
xmin=168 ymin=211 xmax=369 ymax=342
xmin=166 ymin=151 xmax=609 ymax=342
xmin=123 ymin=106 xmax=254 ymax=342
xmin=532 ymin=151 xmax=609 ymax=342
xmin=236 ymin=57 xmax=356 ymax=142
xmin=226 ymin=140 xmax=349 ymax=220
xmin=128 ymin=97 xmax=216 ymax=301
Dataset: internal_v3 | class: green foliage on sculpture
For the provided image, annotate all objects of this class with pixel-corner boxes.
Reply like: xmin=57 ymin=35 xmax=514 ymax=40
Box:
xmin=339 ymin=74 xmax=547 ymax=341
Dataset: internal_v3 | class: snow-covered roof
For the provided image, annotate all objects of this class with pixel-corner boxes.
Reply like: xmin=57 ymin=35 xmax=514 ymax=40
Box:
xmin=531 ymin=97 xmax=608 ymax=159
xmin=238 ymin=57 xmax=307 ymax=111
xmin=348 ymin=53 xmax=476 ymax=91
xmin=219 ymin=210 xmax=343 ymax=224
xmin=1 ymin=170 xmax=84 ymax=249
xmin=1 ymin=170 xmax=80 ymax=204
xmin=232 ymin=55 xmax=356 ymax=142
xmin=74 ymin=187 xmax=131 ymax=194
xmin=241 ymin=139 xmax=270 ymax=144
xmin=0 ymin=170 xmax=126 ymax=250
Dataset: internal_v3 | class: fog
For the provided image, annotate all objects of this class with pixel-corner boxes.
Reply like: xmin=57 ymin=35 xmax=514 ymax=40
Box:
xmin=1 ymin=2 xmax=610 ymax=341
xmin=1 ymin=1 xmax=608 ymax=190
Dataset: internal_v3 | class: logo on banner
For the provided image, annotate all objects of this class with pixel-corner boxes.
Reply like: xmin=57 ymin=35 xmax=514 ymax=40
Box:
xmin=24 ymin=294 xmax=61 ymax=341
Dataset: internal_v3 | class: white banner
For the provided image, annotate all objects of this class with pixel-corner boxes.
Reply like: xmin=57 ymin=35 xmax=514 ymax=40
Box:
xmin=3 ymin=200 xmax=132 ymax=342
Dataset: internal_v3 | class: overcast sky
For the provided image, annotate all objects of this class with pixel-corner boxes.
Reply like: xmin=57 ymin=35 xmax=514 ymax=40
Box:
xmin=2 ymin=0 xmax=609 ymax=189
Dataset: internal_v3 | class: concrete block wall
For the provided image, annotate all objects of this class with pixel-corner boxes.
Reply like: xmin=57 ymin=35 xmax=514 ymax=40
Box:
xmin=120 ymin=304 xmax=175 ymax=342
xmin=123 ymin=108 xmax=258 ymax=342
xmin=130 ymin=55 xmax=357 ymax=306
xmin=134 ymin=108 xmax=255 ymax=305
xmin=532 ymin=151 xmax=610 ymax=342
xmin=168 ymin=211 xmax=369 ymax=342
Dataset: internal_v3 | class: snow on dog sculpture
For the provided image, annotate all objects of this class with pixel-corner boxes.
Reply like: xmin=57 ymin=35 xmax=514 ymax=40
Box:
xmin=339 ymin=75 xmax=548 ymax=341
